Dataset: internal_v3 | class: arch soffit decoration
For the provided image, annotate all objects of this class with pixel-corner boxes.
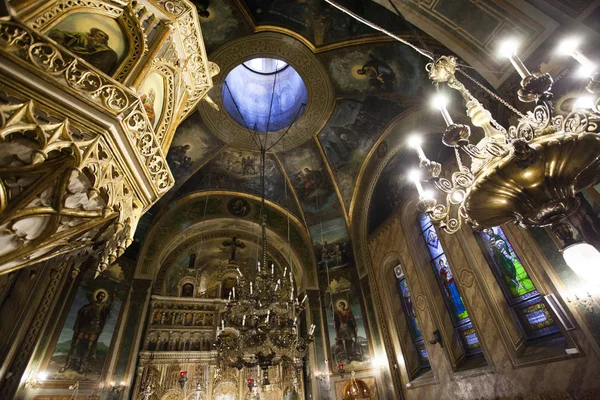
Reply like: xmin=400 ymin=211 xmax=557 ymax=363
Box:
xmin=135 ymin=191 xmax=317 ymax=288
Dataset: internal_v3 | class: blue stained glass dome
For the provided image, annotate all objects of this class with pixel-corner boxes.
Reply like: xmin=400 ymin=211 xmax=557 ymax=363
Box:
xmin=222 ymin=57 xmax=308 ymax=133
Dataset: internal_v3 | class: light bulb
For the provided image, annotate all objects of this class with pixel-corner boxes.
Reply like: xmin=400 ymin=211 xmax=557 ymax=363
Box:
xmin=408 ymin=135 xmax=422 ymax=149
xmin=408 ymin=169 xmax=421 ymax=183
xmin=451 ymin=190 xmax=465 ymax=202
xmin=422 ymin=189 xmax=435 ymax=200
xmin=498 ymin=39 xmax=519 ymax=58
xmin=431 ymin=93 xmax=449 ymax=110
xmin=573 ymin=95 xmax=595 ymax=110
xmin=37 ymin=372 xmax=48 ymax=381
xmin=562 ymin=242 xmax=600 ymax=285
xmin=576 ymin=62 xmax=597 ymax=78
xmin=556 ymin=37 xmax=581 ymax=56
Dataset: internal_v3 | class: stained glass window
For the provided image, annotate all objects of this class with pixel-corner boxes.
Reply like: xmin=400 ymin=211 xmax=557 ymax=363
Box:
xmin=418 ymin=213 xmax=481 ymax=355
xmin=396 ymin=269 xmax=430 ymax=370
xmin=475 ymin=227 xmax=560 ymax=339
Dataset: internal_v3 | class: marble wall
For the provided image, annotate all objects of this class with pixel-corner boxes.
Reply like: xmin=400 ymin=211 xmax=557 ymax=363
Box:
xmin=366 ymin=202 xmax=600 ymax=400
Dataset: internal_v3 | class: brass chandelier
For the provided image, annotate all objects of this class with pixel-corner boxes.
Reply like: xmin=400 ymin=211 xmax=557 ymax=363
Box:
xmin=323 ymin=0 xmax=600 ymax=282
xmin=215 ymin=148 xmax=315 ymax=390
xmin=409 ymin=51 xmax=600 ymax=234
xmin=408 ymin=43 xmax=600 ymax=280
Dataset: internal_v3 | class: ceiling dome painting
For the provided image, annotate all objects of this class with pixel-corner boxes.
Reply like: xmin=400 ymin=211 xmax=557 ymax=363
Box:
xmin=134 ymin=1 xmax=431 ymax=268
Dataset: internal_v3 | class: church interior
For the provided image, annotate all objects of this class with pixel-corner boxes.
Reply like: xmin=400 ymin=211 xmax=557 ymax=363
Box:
xmin=2 ymin=0 xmax=600 ymax=399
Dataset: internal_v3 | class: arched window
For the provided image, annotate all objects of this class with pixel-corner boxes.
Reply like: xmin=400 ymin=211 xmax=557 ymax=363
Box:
xmin=475 ymin=227 xmax=559 ymax=339
xmin=418 ymin=213 xmax=481 ymax=355
xmin=395 ymin=265 xmax=430 ymax=370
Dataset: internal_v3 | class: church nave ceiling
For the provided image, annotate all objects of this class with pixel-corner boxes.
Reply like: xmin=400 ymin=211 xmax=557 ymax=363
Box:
xmin=130 ymin=0 xmax=498 ymax=279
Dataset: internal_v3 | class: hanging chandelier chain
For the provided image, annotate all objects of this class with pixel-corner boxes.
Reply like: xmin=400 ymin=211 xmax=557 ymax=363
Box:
xmin=456 ymin=68 xmax=531 ymax=123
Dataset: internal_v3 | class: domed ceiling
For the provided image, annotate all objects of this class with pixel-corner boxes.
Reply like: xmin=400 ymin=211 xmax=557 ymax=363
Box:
xmin=128 ymin=0 xmax=437 ymax=270
xmin=127 ymin=0 xmax=567 ymax=279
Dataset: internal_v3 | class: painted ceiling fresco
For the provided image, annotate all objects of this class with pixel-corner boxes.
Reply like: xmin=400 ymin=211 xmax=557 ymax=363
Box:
xmin=240 ymin=0 xmax=409 ymax=48
xmin=129 ymin=1 xmax=433 ymax=271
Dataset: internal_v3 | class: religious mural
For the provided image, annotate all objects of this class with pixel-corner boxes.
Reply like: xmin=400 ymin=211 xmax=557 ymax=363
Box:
xmin=196 ymin=1 xmax=251 ymax=53
xmin=241 ymin=0 xmax=404 ymax=47
xmin=280 ymin=140 xmax=339 ymax=224
xmin=138 ymin=72 xmax=165 ymax=129
xmin=324 ymin=269 xmax=371 ymax=370
xmin=309 ymin=217 xmax=352 ymax=271
xmin=47 ymin=12 xmax=128 ymax=75
xmin=324 ymin=44 xmax=422 ymax=98
xmin=318 ymin=41 xmax=422 ymax=209
xmin=166 ymin=111 xmax=224 ymax=183
xmin=174 ymin=148 xmax=302 ymax=219
xmin=227 ymin=197 xmax=251 ymax=217
xmin=46 ymin=264 xmax=127 ymax=381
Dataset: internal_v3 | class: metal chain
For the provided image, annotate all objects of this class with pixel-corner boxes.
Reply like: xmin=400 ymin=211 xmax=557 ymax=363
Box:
xmin=454 ymin=148 xmax=465 ymax=171
xmin=457 ymin=68 xmax=532 ymax=122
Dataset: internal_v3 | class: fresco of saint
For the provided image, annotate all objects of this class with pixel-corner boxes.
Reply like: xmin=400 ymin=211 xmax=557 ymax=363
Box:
xmin=48 ymin=27 xmax=118 ymax=75
xmin=334 ymin=300 xmax=362 ymax=363
xmin=59 ymin=289 xmax=116 ymax=374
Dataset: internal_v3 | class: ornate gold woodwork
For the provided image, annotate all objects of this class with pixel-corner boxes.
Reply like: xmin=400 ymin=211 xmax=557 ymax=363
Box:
xmin=0 ymin=0 xmax=213 ymax=273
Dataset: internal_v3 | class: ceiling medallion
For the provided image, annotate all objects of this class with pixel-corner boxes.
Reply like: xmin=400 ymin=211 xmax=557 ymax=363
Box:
xmin=198 ymin=32 xmax=335 ymax=151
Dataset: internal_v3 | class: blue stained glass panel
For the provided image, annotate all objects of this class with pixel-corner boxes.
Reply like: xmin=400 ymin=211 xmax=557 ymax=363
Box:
xmin=422 ymin=225 xmax=444 ymax=260
xmin=399 ymin=278 xmax=422 ymax=339
xmin=418 ymin=212 xmax=432 ymax=232
xmin=431 ymin=254 xmax=469 ymax=322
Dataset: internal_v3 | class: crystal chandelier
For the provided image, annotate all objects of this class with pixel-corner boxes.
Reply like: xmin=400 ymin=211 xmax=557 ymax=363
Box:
xmin=215 ymin=148 xmax=315 ymax=389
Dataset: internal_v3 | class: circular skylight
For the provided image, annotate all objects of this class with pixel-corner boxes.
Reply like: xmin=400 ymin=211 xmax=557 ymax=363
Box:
xmin=243 ymin=58 xmax=288 ymax=74
xmin=223 ymin=57 xmax=308 ymax=133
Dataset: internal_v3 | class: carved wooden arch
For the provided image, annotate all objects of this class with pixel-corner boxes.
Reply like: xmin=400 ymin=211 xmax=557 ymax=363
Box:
xmin=25 ymin=0 xmax=147 ymax=82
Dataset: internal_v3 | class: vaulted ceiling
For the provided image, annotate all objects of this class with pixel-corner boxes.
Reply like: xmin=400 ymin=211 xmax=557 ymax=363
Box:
xmin=128 ymin=0 xmax=599 ymax=278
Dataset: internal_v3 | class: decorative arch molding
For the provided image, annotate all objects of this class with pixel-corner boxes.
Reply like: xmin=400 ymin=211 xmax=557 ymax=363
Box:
xmin=135 ymin=191 xmax=317 ymax=288
xmin=24 ymin=0 xmax=148 ymax=82
xmin=344 ymin=112 xmax=446 ymax=397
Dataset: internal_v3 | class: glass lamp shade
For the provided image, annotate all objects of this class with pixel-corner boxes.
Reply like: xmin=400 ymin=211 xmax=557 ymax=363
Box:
xmin=562 ymin=242 xmax=600 ymax=284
